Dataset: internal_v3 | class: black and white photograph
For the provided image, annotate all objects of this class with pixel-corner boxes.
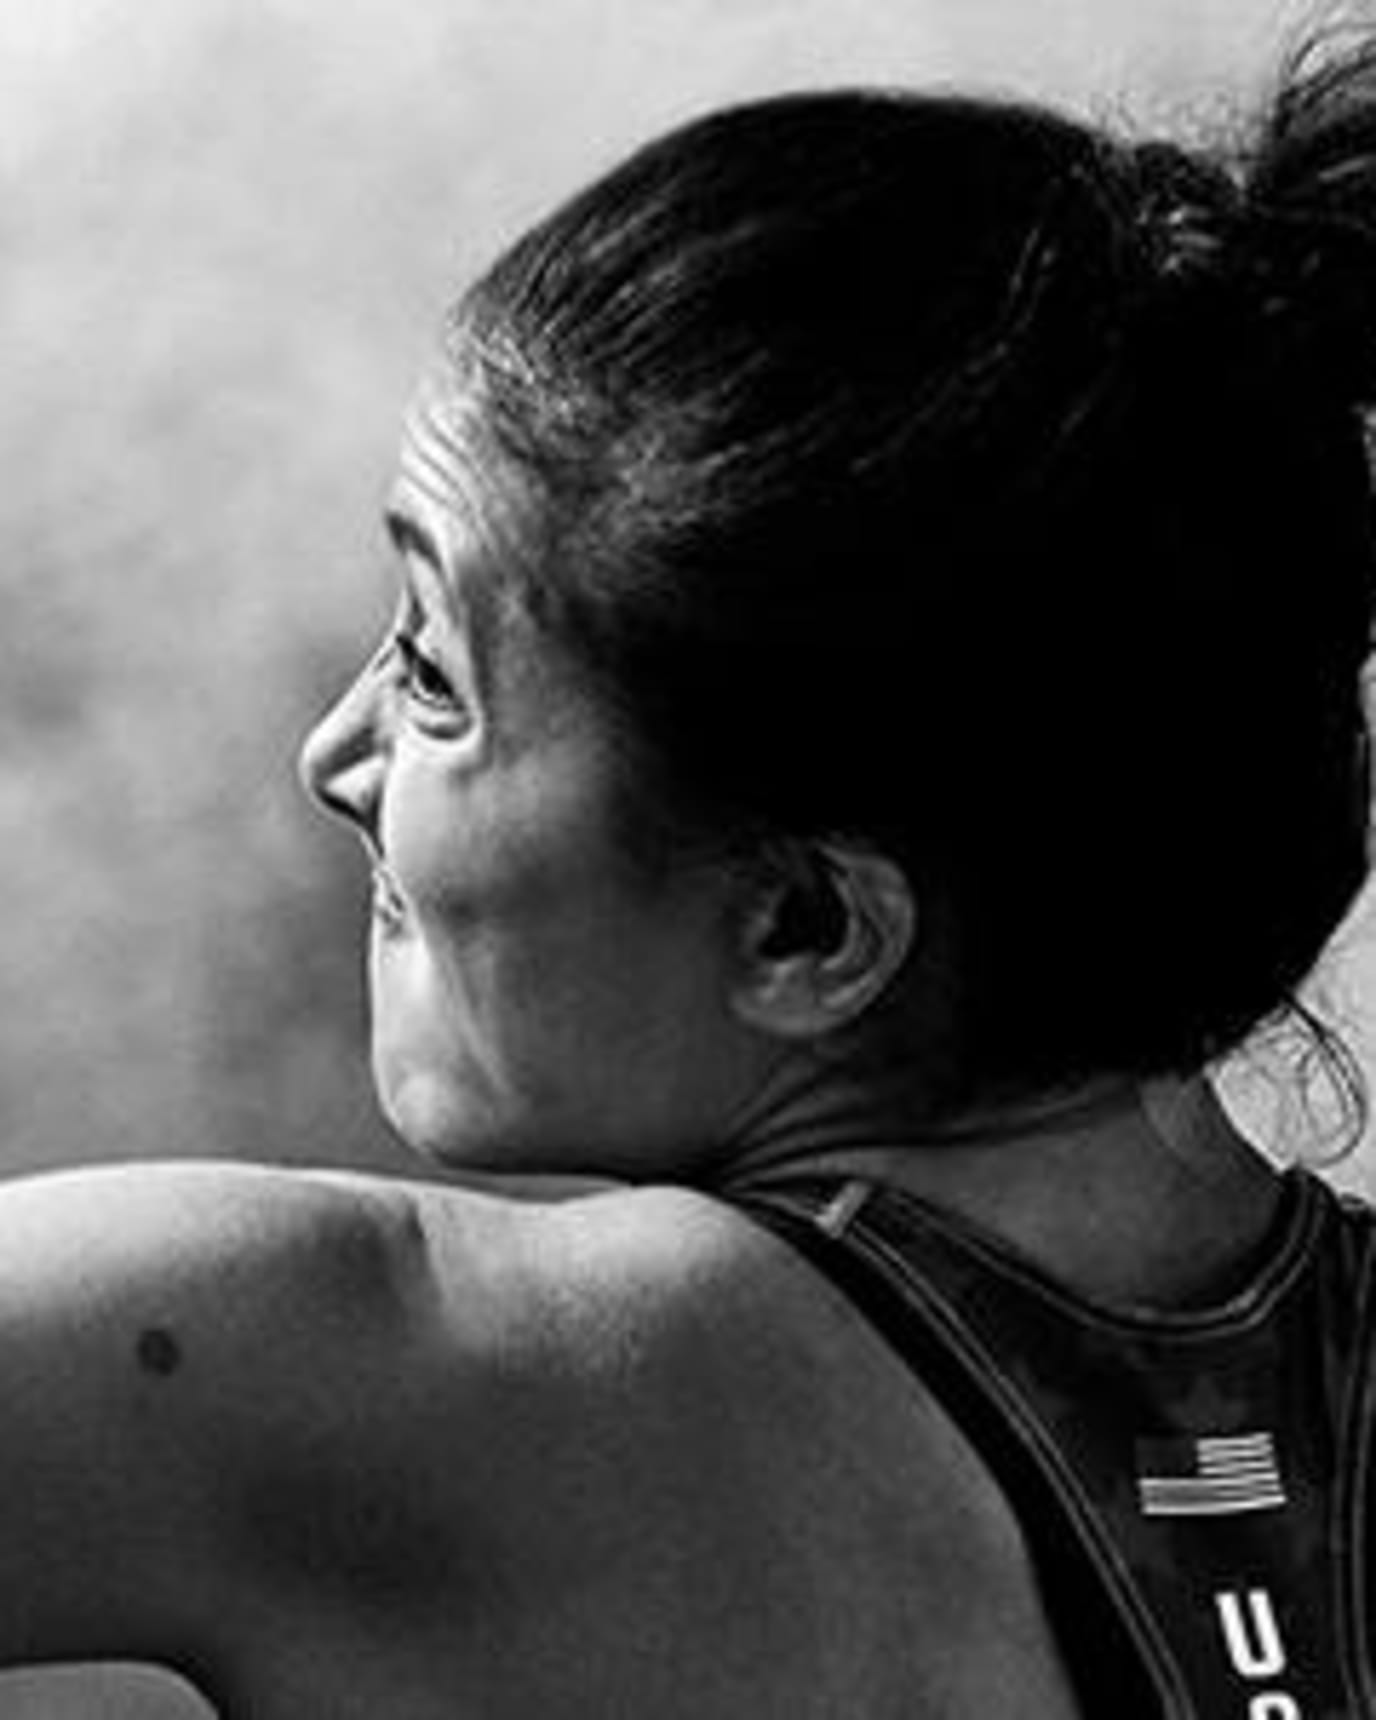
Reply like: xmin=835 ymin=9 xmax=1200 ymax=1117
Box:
xmin=0 ymin=1 xmax=1374 ymax=1714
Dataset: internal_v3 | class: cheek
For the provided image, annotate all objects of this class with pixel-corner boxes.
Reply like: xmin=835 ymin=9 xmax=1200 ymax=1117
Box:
xmin=373 ymin=732 xmax=749 ymax=1152
xmin=381 ymin=740 xmax=659 ymax=989
xmin=380 ymin=749 xmax=502 ymax=927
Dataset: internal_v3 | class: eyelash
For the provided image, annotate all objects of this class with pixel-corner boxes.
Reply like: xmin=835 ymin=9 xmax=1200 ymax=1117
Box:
xmin=391 ymin=631 xmax=462 ymax=714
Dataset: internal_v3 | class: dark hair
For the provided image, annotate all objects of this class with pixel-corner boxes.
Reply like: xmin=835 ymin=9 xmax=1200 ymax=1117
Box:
xmin=441 ymin=36 xmax=1376 ymax=1116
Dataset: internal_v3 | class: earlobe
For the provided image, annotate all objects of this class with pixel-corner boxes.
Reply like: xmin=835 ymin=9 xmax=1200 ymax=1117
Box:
xmin=731 ymin=839 xmax=917 ymax=1041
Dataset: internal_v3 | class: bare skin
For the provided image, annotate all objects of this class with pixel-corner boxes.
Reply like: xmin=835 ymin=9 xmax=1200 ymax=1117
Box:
xmin=0 ymin=1073 xmax=1279 ymax=1717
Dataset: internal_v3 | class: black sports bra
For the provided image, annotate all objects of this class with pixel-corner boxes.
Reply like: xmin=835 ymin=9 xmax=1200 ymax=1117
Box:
xmin=726 ymin=1170 xmax=1376 ymax=1718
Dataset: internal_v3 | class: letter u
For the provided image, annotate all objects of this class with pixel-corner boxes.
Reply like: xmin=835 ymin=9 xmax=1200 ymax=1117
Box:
xmin=1217 ymin=1589 xmax=1286 ymax=1680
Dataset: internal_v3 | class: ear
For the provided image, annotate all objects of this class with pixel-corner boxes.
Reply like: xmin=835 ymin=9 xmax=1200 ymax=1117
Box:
xmin=730 ymin=837 xmax=917 ymax=1041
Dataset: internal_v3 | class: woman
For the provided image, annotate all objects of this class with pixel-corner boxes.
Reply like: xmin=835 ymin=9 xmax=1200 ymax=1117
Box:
xmin=2 ymin=37 xmax=1375 ymax=1719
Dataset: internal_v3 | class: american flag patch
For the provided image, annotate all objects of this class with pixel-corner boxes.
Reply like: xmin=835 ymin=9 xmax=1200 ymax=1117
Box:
xmin=1135 ymin=1433 xmax=1286 ymax=1518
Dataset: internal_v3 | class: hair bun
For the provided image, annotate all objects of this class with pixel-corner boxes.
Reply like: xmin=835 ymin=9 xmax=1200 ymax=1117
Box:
xmin=1126 ymin=140 xmax=1240 ymax=290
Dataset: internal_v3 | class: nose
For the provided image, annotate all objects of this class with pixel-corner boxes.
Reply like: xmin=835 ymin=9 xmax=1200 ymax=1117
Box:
xmin=298 ymin=664 xmax=387 ymax=839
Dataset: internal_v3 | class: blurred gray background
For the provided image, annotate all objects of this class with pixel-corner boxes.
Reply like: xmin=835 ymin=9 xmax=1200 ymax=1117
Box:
xmin=0 ymin=0 xmax=1371 ymax=1713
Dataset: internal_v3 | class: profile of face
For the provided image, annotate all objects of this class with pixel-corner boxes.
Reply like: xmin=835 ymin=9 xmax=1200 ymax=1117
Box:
xmin=299 ymin=376 xmax=775 ymax=1181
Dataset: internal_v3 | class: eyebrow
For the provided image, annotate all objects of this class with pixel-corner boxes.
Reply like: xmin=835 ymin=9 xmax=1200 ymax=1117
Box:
xmin=383 ymin=506 xmax=445 ymax=576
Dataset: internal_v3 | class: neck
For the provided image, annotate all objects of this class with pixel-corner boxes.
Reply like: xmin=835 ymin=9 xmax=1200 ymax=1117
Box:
xmin=713 ymin=1063 xmax=1283 ymax=1309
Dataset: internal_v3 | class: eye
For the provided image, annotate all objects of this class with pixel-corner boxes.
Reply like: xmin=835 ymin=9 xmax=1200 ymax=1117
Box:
xmin=392 ymin=631 xmax=463 ymax=715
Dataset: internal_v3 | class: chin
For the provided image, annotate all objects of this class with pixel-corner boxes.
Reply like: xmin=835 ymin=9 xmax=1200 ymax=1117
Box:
xmin=373 ymin=1058 xmax=550 ymax=1178
xmin=379 ymin=1084 xmax=482 ymax=1167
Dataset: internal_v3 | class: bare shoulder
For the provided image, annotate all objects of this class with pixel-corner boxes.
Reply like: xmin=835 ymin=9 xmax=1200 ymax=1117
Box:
xmin=51 ymin=1166 xmax=1062 ymax=1714
xmin=0 ymin=1155 xmax=423 ymax=1337
xmin=0 ymin=1160 xmax=769 ymax=1440
xmin=0 ymin=1160 xmax=1070 ymax=1710
xmin=403 ymin=1178 xmax=826 ymax=1370
xmin=0 ymin=1157 xmax=432 ymax=1507
xmin=403 ymin=1176 xmax=1002 ymax=1513
xmin=0 ymin=1158 xmax=436 ymax=1674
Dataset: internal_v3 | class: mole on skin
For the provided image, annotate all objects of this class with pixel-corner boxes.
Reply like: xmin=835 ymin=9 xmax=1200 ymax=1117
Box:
xmin=136 ymin=1327 xmax=182 ymax=1378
